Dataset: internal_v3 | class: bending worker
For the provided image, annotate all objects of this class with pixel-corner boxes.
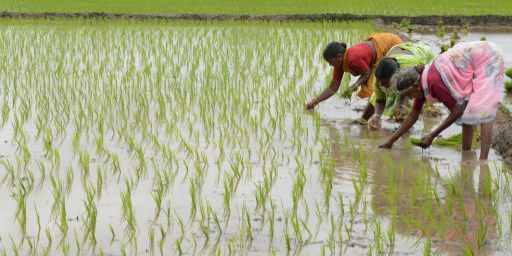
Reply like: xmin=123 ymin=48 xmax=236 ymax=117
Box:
xmin=369 ymin=42 xmax=436 ymax=130
xmin=379 ymin=41 xmax=505 ymax=160
xmin=307 ymin=33 xmax=402 ymax=123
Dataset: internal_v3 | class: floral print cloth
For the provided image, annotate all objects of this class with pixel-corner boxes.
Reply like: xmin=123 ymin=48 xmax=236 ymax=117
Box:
xmin=422 ymin=41 xmax=505 ymax=125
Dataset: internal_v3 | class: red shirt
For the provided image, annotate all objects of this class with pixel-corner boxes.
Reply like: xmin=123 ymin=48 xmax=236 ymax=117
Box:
xmin=332 ymin=43 xmax=373 ymax=81
xmin=412 ymin=64 xmax=457 ymax=111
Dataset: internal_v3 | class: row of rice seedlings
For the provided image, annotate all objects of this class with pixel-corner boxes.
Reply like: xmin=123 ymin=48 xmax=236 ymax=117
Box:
xmin=0 ymin=17 xmax=510 ymax=255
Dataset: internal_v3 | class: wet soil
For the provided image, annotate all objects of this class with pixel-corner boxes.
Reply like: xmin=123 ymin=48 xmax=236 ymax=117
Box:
xmin=492 ymin=105 xmax=512 ymax=166
xmin=1 ymin=11 xmax=512 ymax=26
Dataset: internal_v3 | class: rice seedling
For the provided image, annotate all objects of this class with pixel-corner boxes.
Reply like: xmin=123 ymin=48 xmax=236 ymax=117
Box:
xmin=83 ymin=183 xmax=98 ymax=246
xmin=410 ymin=132 xmax=478 ymax=148
xmin=0 ymin=17 xmax=509 ymax=255
xmin=120 ymin=178 xmax=137 ymax=245
xmin=158 ymin=225 xmax=167 ymax=255
xmin=505 ymin=80 xmax=512 ymax=94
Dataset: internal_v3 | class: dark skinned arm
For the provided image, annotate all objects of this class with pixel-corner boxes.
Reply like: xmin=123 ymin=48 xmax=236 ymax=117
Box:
xmin=374 ymin=99 xmax=386 ymax=116
xmin=367 ymin=98 xmax=386 ymax=130
xmin=393 ymin=95 xmax=409 ymax=121
xmin=379 ymin=109 xmax=421 ymax=148
xmin=306 ymin=79 xmax=341 ymax=109
xmin=347 ymin=70 xmax=370 ymax=92
xmin=419 ymin=103 xmax=464 ymax=148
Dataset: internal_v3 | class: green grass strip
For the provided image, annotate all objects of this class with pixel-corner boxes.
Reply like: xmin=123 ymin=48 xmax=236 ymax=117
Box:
xmin=3 ymin=0 xmax=512 ymax=15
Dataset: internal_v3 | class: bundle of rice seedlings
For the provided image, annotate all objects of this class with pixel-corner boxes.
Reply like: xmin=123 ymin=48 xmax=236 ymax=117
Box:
xmin=409 ymin=137 xmax=423 ymax=147
xmin=423 ymin=105 xmax=442 ymax=118
xmin=504 ymin=81 xmax=512 ymax=94
xmin=410 ymin=131 xmax=479 ymax=148
xmin=341 ymin=88 xmax=353 ymax=99
xmin=505 ymin=68 xmax=512 ymax=79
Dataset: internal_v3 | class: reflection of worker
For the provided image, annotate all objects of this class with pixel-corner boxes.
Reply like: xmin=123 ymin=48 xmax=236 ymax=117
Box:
xmin=369 ymin=42 xmax=437 ymax=130
xmin=370 ymin=151 xmax=497 ymax=254
xmin=306 ymin=33 xmax=402 ymax=123
xmin=436 ymin=153 xmax=497 ymax=254
xmin=380 ymin=41 xmax=505 ymax=160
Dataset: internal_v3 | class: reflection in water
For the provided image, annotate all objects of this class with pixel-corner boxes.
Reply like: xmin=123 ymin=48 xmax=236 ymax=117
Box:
xmin=437 ymin=152 xmax=497 ymax=255
xmin=313 ymin=108 xmax=506 ymax=254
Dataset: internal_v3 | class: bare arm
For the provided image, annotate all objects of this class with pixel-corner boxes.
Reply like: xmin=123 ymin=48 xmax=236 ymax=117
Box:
xmin=417 ymin=103 xmax=464 ymax=148
xmin=428 ymin=103 xmax=463 ymax=139
xmin=367 ymin=98 xmax=386 ymax=130
xmin=380 ymin=109 xmax=421 ymax=148
xmin=348 ymin=70 xmax=370 ymax=91
xmin=374 ymin=99 xmax=386 ymax=116
xmin=306 ymin=79 xmax=342 ymax=109
xmin=393 ymin=95 xmax=409 ymax=121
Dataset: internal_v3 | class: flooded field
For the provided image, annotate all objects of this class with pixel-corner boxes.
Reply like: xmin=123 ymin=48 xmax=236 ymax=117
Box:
xmin=0 ymin=18 xmax=511 ymax=255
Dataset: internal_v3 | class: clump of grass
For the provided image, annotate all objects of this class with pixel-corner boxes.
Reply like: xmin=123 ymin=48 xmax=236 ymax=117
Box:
xmin=440 ymin=44 xmax=450 ymax=53
xmin=452 ymin=28 xmax=460 ymax=40
xmin=504 ymin=81 xmax=512 ymax=94
xmin=394 ymin=19 xmax=413 ymax=33
xmin=436 ymin=19 xmax=446 ymax=37
xmin=506 ymin=68 xmax=512 ymax=79
xmin=341 ymin=88 xmax=353 ymax=99
xmin=358 ymin=117 xmax=368 ymax=125
xmin=461 ymin=24 xmax=469 ymax=33
xmin=410 ymin=132 xmax=478 ymax=148
xmin=422 ymin=104 xmax=442 ymax=117
xmin=432 ymin=133 xmax=464 ymax=147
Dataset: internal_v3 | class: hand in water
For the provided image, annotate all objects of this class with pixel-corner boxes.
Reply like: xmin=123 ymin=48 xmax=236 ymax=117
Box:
xmin=379 ymin=141 xmax=393 ymax=149
xmin=306 ymin=101 xmax=317 ymax=110
xmin=368 ymin=114 xmax=381 ymax=130
xmin=394 ymin=106 xmax=407 ymax=122
xmin=419 ymin=135 xmax=433 ymax=149
xmin=347 ymin=84 xmax=359 ymax=93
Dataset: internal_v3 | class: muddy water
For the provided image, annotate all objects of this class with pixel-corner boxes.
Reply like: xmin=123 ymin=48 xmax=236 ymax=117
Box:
xmin=312 ymin=94 xmax=511 ymax=255
xmin=0 ymin=20 xmax=511 ymax=256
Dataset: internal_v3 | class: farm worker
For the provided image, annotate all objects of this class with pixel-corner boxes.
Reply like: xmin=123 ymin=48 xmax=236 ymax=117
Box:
xmin=379 ymin=41 xmax=505 ymax=160
xmin=368 ymin=42 xmax=437 ymax=130
xmin=306 ymin=33 xmax=403 ymax=121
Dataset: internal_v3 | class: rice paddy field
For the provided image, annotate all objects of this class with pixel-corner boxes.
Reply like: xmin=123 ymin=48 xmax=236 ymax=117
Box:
xmin=0 ymin=18 xmax=512 ymax=256
xmin=2 ymin=0 xmax=512 ymax=15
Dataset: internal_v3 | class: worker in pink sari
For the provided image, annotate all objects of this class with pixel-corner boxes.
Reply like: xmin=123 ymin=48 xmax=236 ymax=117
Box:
xmin=380 ymin=41 xmax=505 ymax=160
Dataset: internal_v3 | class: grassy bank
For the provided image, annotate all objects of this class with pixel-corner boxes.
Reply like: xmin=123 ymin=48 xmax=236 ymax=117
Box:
xmin=3 ymin=0 xmax=512 ymax=16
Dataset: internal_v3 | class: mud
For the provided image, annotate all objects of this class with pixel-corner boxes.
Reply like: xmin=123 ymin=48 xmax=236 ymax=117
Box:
xmin=492 ymin=105 xmax=512 ymax=166
xmin=1 ymin=11 xmax=512 ymax=26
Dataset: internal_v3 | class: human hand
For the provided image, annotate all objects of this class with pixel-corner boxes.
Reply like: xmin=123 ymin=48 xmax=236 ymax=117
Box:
xmin=368 ymin=114 xmax=382 ymax=130
xmin=347 ymin=84 xmax=359 ymax=93
xmin=379 ymin=141 xmax=393 ymax=149
xmin=306 ymin=100 xmax=317 ymax=110
xmin=394 ymin=106 xmax=407 ymax=122
xmin=419 ymin=134 xmax=434 ymax=149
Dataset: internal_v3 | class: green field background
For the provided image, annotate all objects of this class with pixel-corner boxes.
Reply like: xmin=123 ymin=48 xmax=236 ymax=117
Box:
xmin=3 ymin=0 xmax=512 ymax=15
